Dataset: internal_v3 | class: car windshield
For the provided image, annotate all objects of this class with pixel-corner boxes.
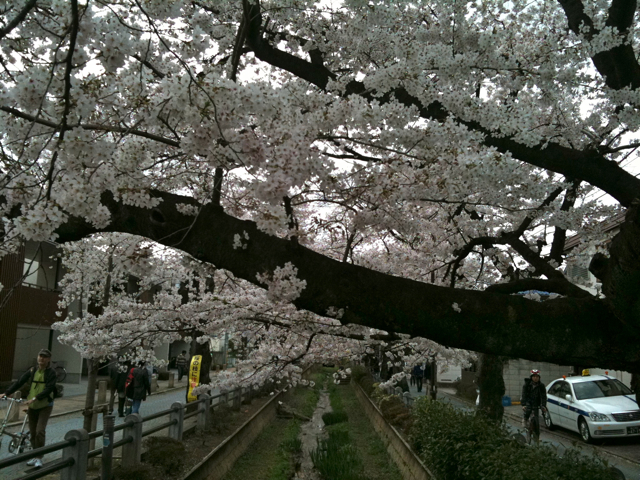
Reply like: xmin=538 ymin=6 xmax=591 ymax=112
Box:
xmin=573 ymin=379 xmax=633 ymax=400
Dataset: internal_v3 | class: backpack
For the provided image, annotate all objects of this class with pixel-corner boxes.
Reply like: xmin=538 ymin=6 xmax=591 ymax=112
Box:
xmin=124 ymin=368 xmax=135 ymax=398
xmin=53 ymin=383 xmax=64 ymax=399
xmin=28 ymin=367 xmax=63 ymax=400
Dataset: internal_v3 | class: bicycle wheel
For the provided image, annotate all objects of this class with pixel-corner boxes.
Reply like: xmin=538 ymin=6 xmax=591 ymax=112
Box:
xmin=55 ymin=365 xmax=66 ymax=383
xmin=18 ymin=436 xmax=31 ymax=454
xmin=526 ymin=420 xmax=532 ymax=444
xmin=8 ymin=437 xmax=19 ymax=453
xmin=532 ymin=415 xmax=540 ymax=445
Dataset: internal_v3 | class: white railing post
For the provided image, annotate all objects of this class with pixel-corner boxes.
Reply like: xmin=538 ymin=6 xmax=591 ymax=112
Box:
xmin=233 ymin=389 xmax=241 ymax=409
xmin=169 ymin=402 xmax=185 ymax=440
xmin=197 ymin=394 xmax=211 ymax=431
xmin=60 ymin=429 xmax=89 ymax=480
xmin=122 ymin=413 xmax=143 ymax=467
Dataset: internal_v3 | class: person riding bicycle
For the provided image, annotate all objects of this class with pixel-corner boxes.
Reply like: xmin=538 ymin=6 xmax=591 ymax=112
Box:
xmin=521 ymin=369 xmax=547 ymax=427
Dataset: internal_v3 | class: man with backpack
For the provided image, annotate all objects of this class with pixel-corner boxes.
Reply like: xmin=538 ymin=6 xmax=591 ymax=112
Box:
xmin=0 ymin=349 xmax=57 ymax=468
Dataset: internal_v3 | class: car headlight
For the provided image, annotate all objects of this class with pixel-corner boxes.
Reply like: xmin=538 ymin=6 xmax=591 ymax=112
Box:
xmin=588 ymin=412 xmax=611 ymax=422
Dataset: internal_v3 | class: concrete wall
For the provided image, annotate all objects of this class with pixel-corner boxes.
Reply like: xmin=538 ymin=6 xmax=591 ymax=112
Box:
xmin=503 ymin=359 xmax=572 ymax=401
xmin=353 ymin=383 xmax=435 ymax=480
xmin=12 ymin=324 xmax=49 ymax=378
xmin=51 ymin=331 xmax=83 ymax=383
xmin=503 ymin=360 xmax=633 ymax=400
xmin=183 ymin=390 xmax=283 ymax=480
xmin=588 ymin=368 xmax=632 ymax=386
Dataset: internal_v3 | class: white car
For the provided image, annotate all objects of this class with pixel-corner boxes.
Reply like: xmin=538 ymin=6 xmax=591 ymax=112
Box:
xmin=544 ymin=374 xmax=640 ymax=443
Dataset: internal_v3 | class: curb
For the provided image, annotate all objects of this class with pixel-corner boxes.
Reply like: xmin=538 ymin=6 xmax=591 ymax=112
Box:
xmin=2 ymin=384 xmax=185 ymax=428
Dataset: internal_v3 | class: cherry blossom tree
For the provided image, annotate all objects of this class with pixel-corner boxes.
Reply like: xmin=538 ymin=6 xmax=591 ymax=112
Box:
xmin=53 ymin=233 xmax=460 ymax=391
xmin=2 ymin=0 xmax=640 ymax=377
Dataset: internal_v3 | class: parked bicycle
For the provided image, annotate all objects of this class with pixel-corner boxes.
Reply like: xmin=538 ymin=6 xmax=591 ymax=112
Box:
xmin=52 ymin=361 xmax=66 ymax=383
xmin=525 ymin=406 xmax=548 ymax=445
xmin=0 ymin=398 xmax=31 ymax=455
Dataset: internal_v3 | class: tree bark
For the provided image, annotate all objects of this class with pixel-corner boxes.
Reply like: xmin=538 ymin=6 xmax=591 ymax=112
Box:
xmin=476 ymin=354 xmax=506 ymax=422
xmin=51 ymin=190 xmax=640 ymax=371
xmin=83 ymin=359 xmax=98 ymax=432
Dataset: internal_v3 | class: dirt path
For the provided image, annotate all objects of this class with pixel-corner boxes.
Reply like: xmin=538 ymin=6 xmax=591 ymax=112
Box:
xmin=294 ymin=387 xmax=331 ymax=480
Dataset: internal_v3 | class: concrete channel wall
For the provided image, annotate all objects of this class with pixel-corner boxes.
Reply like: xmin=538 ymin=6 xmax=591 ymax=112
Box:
xmin=353 ymin=382 xmax=436 ymax=480
xmin=182 ymin=390 xmax=283 ymax=480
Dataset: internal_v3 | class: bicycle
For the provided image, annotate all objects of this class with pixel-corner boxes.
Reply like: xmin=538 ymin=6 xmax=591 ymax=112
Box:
xmin=52 ymin=362 xmax=66 ymax=383
xmin=524 ymin=405 xmax=547 ymax=445
xmin=0 ymin=398 xmax=31 ymax=455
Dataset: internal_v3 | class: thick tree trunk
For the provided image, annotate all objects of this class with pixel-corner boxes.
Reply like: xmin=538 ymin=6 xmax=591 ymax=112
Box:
xmin=53 ymin=190 xmax=640 ymax=371
xmin=83 ymin=359 xmax=98 ymax=432
xmin=476 ymin=353 xmax=506 ymax=422
xmin=590 ymin=204 xmax=640 ymax=326
xmin=192 ymin=337 xmax=212 ymax=385
xmin=631 ymin=373 xmax=640 ymax=406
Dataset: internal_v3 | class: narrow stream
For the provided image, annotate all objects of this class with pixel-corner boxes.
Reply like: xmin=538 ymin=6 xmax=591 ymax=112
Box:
xmin=293 ymin=387 xmax=332 ymax=480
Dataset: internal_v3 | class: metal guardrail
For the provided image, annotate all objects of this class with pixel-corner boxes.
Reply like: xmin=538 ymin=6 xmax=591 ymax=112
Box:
xmin=0 ymin=386 xmax=252 ymax=480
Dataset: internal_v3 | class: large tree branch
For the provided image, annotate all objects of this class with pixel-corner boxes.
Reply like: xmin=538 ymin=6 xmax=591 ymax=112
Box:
xmin=557 ymin=0 xmax=640 ymax=90
xmin=45 ymin=0 xmax=79 ymax=201
xmin=0 ymin=0 xmax=37 ymax=41
xmin=549 ymin=180 xmax=580 ymax=264
xmin=0 ymin=106 xmax=181 ymax=148
xmin=241 ymin=1 xmax=640 ymax=207
xmin=50 ymin=190 xmax=640 ymax=370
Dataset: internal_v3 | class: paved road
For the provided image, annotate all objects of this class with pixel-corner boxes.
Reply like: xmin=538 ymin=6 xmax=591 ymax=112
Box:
xmin=0 ymin=387 xmax=207 ymax=479
xmin=414 ymin=385 xmax=640 ymax=480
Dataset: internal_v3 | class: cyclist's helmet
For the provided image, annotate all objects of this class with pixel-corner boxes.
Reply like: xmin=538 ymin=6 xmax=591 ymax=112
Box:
xmin=530 ymin=369 xmax=541 ymax=377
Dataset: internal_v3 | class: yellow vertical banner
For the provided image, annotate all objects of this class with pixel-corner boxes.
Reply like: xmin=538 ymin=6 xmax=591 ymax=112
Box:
xmin=187 ymin=355 xmax=202 ymax=403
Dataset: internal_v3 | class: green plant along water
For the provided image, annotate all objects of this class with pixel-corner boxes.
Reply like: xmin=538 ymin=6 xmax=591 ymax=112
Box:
xmin=411 ymin=397 xmax=621 ymax=480
xmin=311 ymin=426 xmax=365 ymax=480
xmin=311 ymin=380 xmax=364 ymax=480
xmin=223 ymin=373 xmax=322 ymax=480
xmin=312 ymin=378 xmax=403 ymax=480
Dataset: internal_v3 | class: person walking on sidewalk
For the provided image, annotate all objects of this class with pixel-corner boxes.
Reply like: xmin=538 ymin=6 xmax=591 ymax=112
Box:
xmin=109 ymin=361 xmax=130 ymax=417
xmin=126 ymin=363 xmax=151 ymax=415
xmin=521 ymin=369 xmax=547 ymax=427
xmin=0 ymin=349 xmax=56 ymax=468
xmin=412 ymin=363 xmax=424 ymax=393
xmin=176 ymin=351 xmax=188 ymax=382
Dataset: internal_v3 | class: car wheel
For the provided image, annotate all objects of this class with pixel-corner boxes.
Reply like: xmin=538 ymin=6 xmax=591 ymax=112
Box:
xmin=543 ymin=410 xmax=556 ymax=431
xmin=608 ymin=467 xmax=625 ymax=480
xmin=579 ymin=417 xmax=594 ymax=443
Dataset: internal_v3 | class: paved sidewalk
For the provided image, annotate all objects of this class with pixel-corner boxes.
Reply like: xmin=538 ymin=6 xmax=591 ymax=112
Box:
xmin=1 ymin=370 xmax=189 ymax=428
xmin=410 ymin=384 xmax=525 ymax=421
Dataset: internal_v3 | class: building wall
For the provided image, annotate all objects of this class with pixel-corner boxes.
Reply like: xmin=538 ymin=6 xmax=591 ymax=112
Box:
xmin=0 ymin=248 xmax=24 ymax=382
xmin=12 ymin=324 xmax=50 ymax=377
xmin=1 ymin=242 xmax=69 ymax=382
xmin=1 ymin=245 xmax=65 ymax=382
xmin=503 ymin=362 xmax=634 ymax=401
xmin=50 ymin=330 xmax=84 ymax=383
xmin=590 ymin=368 xmax=632 ymax=386
xmin=503 ymin=359 xmax=573 ymax=401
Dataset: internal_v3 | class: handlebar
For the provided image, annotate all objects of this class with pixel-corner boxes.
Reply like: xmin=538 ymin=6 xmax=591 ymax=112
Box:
xmin=0 ymin=397 xmax=24 ymax=403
